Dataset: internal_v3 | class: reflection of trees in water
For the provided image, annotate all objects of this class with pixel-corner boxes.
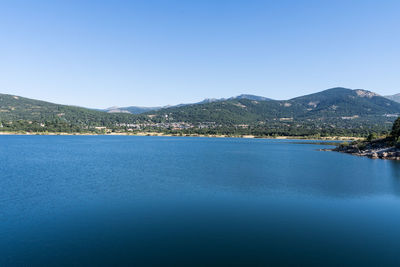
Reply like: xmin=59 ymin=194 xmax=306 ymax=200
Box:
xmin=389 ymin=160 xmax=400 ymax=197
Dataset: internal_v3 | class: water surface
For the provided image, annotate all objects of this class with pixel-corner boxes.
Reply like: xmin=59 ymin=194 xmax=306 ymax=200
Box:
xmin=1 ymin=136 xmax=400 ymax=266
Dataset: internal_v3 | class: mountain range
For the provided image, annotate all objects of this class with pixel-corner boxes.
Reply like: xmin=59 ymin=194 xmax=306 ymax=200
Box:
xmin=104 ymin=106 xmax=163 ymax=114
xmin=106 ymin=92 xmax=400 ymax=116
xmin=103 ymin=94 xmax=272 ymax=114
xmin=0 ymin=87 xmax=399 ymax=136
xmin=385 ymin=93 xmax=400 ymax=103
xmin=144 ymin=88 xmax=399 ymax=127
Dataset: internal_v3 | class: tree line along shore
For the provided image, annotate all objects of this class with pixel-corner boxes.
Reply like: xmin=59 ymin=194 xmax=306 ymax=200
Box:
xmin=0 ymin=119 xmax=387 ymax=139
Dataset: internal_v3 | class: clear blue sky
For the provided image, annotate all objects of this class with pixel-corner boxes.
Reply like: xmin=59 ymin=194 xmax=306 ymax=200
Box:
xmin=0 ymin=0 xmax=399 ymax=108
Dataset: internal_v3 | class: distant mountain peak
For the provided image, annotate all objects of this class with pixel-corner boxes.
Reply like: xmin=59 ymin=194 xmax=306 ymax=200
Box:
xmin=384 ymin=93 xmax=400 ymax=103
xmin=105 ymin=106 xmax=120 ymax=110
xmin=103 ymin=105 xmax=162 ymax=114
xmin=198 ymin=98 xmax=222 ymax=104
xmin=196 ymin=94 xmax=272 ymax=105
xmin=293 ymin=87 xmax=382 ymax=100
xmin=233 ymin=94 xmax=272 ymax=101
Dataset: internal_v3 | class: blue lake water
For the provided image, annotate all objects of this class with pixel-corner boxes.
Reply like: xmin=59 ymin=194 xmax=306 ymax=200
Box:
xmin=1 ymin=136 xmax=400 ymax=266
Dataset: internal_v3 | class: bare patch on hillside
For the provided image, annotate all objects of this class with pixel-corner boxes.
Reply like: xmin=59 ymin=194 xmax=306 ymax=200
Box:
xmin=232 ymin=102 xmax=246 ymax=108
xmin=355 ymin=90 xmax=379 ymax=98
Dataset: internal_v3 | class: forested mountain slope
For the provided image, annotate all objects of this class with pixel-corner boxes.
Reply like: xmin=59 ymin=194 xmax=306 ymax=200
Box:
xmin=0 ymin=93 xmax=138 ymax=129
xmin=145 ymin=88 xmax=400 ymax=124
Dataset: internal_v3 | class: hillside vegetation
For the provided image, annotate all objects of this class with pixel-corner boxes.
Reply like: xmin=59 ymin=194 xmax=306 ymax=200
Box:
xmin=0 ymin=94 xmax=139 ymax=132
xmin=144 ymin=88 xmax=399 ymax=136
xmin=0 ymin=88 xmax=399 ymax=136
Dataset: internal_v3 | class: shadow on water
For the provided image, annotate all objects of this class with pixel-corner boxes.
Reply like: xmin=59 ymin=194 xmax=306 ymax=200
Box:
xmin=389 ymin=160 xmax=400 ymax=196
xmin=389 ymin=160 xmax=400 ymax=178
xmin=3 ymin=196 xmax=400 ymax=266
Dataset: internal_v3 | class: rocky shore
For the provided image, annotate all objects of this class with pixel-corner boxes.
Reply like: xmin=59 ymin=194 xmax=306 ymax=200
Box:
xmin=325 ymin=138 xmax=400 ymax=160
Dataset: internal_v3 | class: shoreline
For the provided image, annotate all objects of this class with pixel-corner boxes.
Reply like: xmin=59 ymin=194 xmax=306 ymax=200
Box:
xmin=322 ymin=137 xmax=400 ymax=160
xmin=0 ymin=131 xmax=363 ymax=141
xmin=326 ymin=146 xmax=400 ymax=160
